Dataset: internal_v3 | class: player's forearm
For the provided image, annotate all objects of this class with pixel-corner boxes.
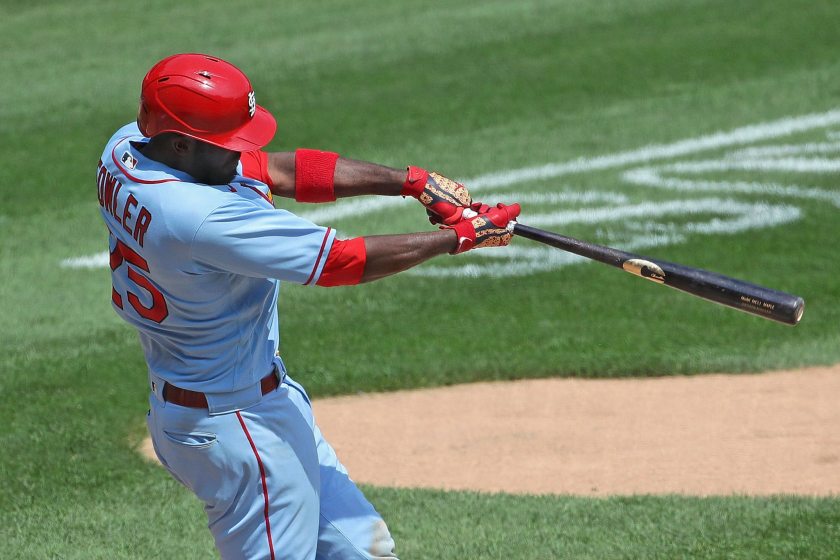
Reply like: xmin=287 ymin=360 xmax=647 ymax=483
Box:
xmin=360 ymin=230 xmax=458 ymax=283
xmin=265 ymin=152 xmax=404 ymax=199
xmin=316 ymin=204 xmax=520 ymax=286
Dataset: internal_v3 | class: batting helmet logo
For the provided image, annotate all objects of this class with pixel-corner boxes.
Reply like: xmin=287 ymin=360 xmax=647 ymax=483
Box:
xmin=137 ymin=54 xmax=276 ymax=152
xmin=248 ymin=91 xmax=256 ymax=118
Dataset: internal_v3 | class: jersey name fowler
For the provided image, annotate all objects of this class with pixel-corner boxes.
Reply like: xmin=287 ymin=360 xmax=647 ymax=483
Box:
xmin=97 ymin=158 xmax=153 ymax=247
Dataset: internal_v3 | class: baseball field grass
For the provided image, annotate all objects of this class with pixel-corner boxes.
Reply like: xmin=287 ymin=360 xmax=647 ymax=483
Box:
xmin=2 ymin=0 xmax=840 ymax=557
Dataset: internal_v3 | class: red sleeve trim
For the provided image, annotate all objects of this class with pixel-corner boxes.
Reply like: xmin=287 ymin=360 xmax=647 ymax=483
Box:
xmin=303 ymin=228 xmax=333 ymax=286
xmin=240 ymin=150 xmax=273 ymax=188
xmin=316 ymin=237 xmax=367 ymax=287
xmin=295 ymin=149 xmax=339 ymax=203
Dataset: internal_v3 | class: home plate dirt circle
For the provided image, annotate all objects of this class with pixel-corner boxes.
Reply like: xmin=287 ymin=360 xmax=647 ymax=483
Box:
xmin=140 ymin=365 xmax=840 ymax=496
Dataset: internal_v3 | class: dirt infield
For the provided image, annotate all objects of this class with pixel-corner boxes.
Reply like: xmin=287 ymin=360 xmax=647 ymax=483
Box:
xmin=140 ymin=365 xmax=840 ymax=496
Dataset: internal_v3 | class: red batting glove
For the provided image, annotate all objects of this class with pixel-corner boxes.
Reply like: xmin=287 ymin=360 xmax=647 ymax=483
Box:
xmin=426 ymin=201 xmax=491 ymax=225
xmin=445 ymin=203 xmax=521 ymax=254
xmin=402 ymin=166 xmax=473 ymax=225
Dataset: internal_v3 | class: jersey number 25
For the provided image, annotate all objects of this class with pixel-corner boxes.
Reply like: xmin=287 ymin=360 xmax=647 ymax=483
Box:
xmin=109 ymin=238 xmax=169 ymax=323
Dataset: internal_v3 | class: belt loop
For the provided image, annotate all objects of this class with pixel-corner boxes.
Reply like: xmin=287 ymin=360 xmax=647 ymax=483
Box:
xmin=148 ymin=371 xmax=166 ymax=405
xmin=273 ymin=356 xmax=287 ymax=383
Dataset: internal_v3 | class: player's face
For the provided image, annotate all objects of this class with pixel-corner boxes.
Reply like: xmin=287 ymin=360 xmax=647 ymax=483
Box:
xmin=189 ymin=140 xmax=241 ymax=185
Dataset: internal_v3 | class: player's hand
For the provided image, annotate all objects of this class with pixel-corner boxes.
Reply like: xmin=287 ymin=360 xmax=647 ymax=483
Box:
xmin=401 ymin=166 xmax=473 ymax=225
xmin=426 ymin=201 xmax=491 ymax=225
xmin=444 ymin=203 xmax=521 ymax=254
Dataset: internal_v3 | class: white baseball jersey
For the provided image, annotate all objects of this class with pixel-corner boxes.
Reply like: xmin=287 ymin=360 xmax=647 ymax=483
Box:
xmin=98 ymin=123 xmax=336 ymax=397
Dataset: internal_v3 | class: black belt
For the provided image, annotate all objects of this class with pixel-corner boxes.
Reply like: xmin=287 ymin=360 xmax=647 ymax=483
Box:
xmin=163 ymin=372 xmax=280 ymax=408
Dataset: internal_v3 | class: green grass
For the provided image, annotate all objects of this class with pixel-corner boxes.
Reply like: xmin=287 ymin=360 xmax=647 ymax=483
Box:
xmin=2 ymin=0 xmax=840 ymax=557
xmin=368 ymin=488 xmax=840 ymax=559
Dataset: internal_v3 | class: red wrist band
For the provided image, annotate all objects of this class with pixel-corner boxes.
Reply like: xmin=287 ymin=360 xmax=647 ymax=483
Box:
xmin=401 ymin=166 xmax=428 ymax=198
xmin=449 ymin=219 xmax=476 ymax=254
xmin=295 ymin=149 xmax=339 ymax=203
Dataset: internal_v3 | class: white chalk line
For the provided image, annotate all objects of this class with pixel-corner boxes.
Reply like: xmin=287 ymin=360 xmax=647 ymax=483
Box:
xmin=409 ymin=112 xmax=840 ymax=277
xmin=61 ymin=251 xmax=109 ymax=269
xmin=62 ymin=109 xmax=840 ymax=270
xmin=518 ymin=198 xmax=801 ymax=229
xmin=297 ymin=108 xmax=840 ymax=223
xmin=293 ymin=190 xmax=630 ymax=225
xmin=664 ymin=157 xmax=840 ymax=174
xmin=623 ymin=169 xmax=840 ymax=207
xmin=727 ymin=141 xmax=840 ymax=159
xmin=465 ymin=110 xmax=840 ymax=188
xmin=285 ymin=109 xmax=840 ymax=225
xmin=496 ymin=190 xmax=630 ymax=206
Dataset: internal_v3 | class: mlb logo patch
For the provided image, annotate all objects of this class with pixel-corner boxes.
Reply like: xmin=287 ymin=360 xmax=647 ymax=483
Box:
xmin=121 ymin=151 xmax=138 ymax=170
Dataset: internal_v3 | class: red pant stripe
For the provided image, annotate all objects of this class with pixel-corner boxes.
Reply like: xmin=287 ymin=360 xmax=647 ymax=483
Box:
xmin=236 ymin=412 xmax=276 ymax=560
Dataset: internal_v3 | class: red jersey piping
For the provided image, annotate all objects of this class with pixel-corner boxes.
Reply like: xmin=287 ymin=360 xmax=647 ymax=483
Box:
xmin=111 ymin=139 xmax=184 ymax=185
xmin=303 ymin=228 xmax=332 ymax=286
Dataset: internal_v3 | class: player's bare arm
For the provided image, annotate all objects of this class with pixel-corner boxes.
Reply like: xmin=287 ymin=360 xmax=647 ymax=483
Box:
xmin=318 ymin=203 xmax=521 ymax=287
xmin=264 ymin=152 xmax=405 ymax=198
xmin=359 ymin=230 xmax=457 ymax=283
xmin=260 ymin=151 xmax=475 ymax=224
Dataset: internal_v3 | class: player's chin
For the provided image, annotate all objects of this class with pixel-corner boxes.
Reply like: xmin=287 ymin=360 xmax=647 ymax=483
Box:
xmin=203 ymin=168 xmax=239 ymax=186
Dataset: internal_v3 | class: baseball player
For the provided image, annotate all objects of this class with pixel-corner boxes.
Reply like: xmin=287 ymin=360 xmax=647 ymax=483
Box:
xmin=98 ymin=53 xmax=520 ymax=560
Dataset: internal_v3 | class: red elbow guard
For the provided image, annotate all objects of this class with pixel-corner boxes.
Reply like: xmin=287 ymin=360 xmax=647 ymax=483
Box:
xmin=295 ymin=149 xmax=339 ymax=203
xmin=316 ymin=237 xmax=367 ymax=286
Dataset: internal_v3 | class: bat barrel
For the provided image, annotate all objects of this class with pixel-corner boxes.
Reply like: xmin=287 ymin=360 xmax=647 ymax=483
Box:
xmin=512 ymin=223 xmax=805 ymax=326
xmin=643 ymin=258 xmax=805 ymax=325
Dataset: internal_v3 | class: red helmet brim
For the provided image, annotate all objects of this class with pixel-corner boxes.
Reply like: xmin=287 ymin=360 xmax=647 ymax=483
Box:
xmin=181 ymin=105 xmax=277 ymax=152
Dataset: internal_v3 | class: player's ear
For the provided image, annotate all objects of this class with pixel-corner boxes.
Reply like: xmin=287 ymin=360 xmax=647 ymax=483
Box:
xmin=170 ymin=134 xmax=193 ymax=156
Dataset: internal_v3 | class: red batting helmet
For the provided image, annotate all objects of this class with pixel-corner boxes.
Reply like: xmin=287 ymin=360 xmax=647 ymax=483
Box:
xmin=137 ymin=54 xmax=276 ymax=152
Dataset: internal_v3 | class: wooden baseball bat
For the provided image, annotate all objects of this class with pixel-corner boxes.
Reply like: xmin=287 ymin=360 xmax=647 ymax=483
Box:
xmin=511 ymin=223 xmax=805 ymax=326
